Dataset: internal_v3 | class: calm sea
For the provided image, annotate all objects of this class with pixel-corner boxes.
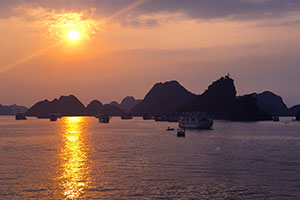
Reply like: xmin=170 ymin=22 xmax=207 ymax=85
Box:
xmin=0 ymin=116 xmax=300 ymax=200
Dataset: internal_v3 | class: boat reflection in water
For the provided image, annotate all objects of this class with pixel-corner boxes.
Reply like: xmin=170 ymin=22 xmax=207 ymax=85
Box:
xmin=59 ymin=117 xmax=91 ymax=200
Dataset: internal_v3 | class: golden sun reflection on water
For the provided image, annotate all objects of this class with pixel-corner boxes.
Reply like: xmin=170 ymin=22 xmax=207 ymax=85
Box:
xmin=60 ymin=117 xmax=91 ymax=200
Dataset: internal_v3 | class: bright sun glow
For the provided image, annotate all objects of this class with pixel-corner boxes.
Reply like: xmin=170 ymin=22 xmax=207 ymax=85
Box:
xmin=68 ymin=30 xmax=81 ymax=41
xmin=14 ymin=7 xmax=102 ymax=43
xmin=61 ymin=117 xmax=91 ymax=199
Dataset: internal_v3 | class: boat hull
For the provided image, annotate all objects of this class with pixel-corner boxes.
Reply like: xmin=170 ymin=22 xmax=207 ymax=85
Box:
xmin=98 ymin=117 xmax=110 ymax=123
xmin=50 ymin=117 xmax=57 ymax=122
xmin=15 ymin=114 xmax=27 ymax=120
xmin=177 ymin=128 xmax=185 ymax=137
xmin=98 ymin=118 xmax=110 ymax=123
xmin=121 ymin=116 xmax=133 ymax=120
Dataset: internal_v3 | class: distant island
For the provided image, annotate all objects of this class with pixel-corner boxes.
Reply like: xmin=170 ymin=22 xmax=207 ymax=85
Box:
xmin=2 ymin=76 xmax=300 ymax=121
xmin=130 ymin=80 xmax=196 ymax=116
xmin=130 ymin=75 xmax=299 ymax=121
xmin=130 ymin=76 xmax=271 ymax=121
xmin=25 ymin=95 xmax=126 ymax=117
xmin=0 ymin=104 xmax=28 ymax=116
xmin=109 ymin=96 xmax=142 ymax=112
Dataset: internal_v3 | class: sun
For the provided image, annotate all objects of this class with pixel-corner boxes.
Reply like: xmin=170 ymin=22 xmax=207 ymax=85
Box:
xmin=68 ymin=30 xmax=81 ymax=41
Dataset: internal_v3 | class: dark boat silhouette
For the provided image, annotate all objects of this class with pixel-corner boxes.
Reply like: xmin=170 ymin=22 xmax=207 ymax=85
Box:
xmin=177 ymin=128 xmax=185 ymax=137
xmin=15 ymin=113 xmax=27 ymax=120
xmin=167 ymin=127 xmax=174 ymax=131
xmin=96 ymin=114 xmax=110 ymax=123
xmin=272 ymin=116 xmax=280 ymax=122
xmin=155 ymin=115 xmax=168 ymax=122
xmin=49 ymin=113 xmax=58 ymax=122
xmin=143 ymin=114 xmax=153 ymax=120
xmin=121 ymin=115 xmax=133 ymax=120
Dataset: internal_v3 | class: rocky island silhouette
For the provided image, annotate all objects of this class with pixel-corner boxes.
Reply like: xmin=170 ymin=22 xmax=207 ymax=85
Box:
xmin=9 ymin=76 xmax=295 ymax=121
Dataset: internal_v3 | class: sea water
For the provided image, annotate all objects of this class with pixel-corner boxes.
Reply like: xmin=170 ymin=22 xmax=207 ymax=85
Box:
xmin=0 ymin=116 xmax=300 ymax=199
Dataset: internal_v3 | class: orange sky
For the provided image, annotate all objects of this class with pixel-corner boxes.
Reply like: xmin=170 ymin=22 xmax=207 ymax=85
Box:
xmin=0 ymin=1 xmax=300 ymax=107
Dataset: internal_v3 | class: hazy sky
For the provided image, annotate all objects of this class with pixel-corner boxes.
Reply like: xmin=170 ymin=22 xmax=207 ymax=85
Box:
xmin=0 ymin=0 xmax=299 ymax=107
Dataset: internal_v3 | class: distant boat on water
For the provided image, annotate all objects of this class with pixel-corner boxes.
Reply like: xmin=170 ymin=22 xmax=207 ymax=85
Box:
xmin=167 ymin=127 xmax=175 ymax=131
xmin=272 ymin=116 xmax=280 ymax=122
xmin=49 ymin=114 xmax=58 ymax=122
xmin=177 ymin=128 xmax=185 ymax=137
xmin=143 ymin=114 xmax=153 ymax=120
xmin=97 ymin=114 xmax=110 ymax=123
xmin=121 ymin=115 xmax=133 ymax=120
xmin=155 ymin=115 xmax=168 ymax=122
xmin=15 ymin=113 xmax=27 ymax=120
xmin=179 ymin=112 xmax=213 ymax=129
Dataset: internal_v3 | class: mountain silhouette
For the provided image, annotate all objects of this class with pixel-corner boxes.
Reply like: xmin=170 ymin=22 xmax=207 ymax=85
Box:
xmin=130 ymin=80 xmax=196 ymax=116
xmin=180 ymin=75 xmax=273 ymax=121
xmin=129 ymin=76 xmax=273 ymax=121
xmin=110 ymin=101 xmax=119 ymax=107
xmin=231 ymin=95 xmax=272 ymax=121
xmin=19 ymin=78 xmax=300 ymax=120
xmin=0 ymin=104 xmax=28 ymax=115
xmin=182 ymin=76 xmax=236 ymax=119
xmin=26 ymin=95 xmax=86 ymax=116
xmin=251 ymin=91 xmax=288 ymax=116
xmin=86 ymin=100 xmax=125 ymax=116
xmin=287 ymin=105 xmax=300 ymax=116
xmin=109 ymin=96 xmax=142 ymax=112
xmin=250 ymin=91 xmax=300 ymax=116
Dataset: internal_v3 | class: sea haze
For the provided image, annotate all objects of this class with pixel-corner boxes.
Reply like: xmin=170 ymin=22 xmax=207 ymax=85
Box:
xmin=0 ymin=116 xmax=300 ymax=199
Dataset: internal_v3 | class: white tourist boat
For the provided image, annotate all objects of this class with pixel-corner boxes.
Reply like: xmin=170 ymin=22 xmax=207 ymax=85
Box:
xmin=179 ymin=112 xmax=213 ymax=129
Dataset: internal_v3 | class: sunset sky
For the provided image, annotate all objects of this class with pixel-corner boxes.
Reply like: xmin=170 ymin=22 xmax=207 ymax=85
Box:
xmin=0 ymin=0 xmax=299 ymax=107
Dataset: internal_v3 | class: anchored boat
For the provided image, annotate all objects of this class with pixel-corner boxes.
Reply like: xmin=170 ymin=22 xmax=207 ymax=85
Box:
xmin=15 ymin=113 xmax=27 ymax=120
xmin=177 ymin=128 xmax=185 ymax=137
xmin=272 ymin=116 xmax=280 ymax=122
xmin=121 ymin=115 xmax=133 ymax=120
xmin=143 ymin=114 xmax=153 ymax=120
xmin=49 ymin=113 xmax=58 ymax=122
xmin=96 ymin=114 xmax=110 ymax=123
xmin=167 ymin=127 xmax=175 ymax=131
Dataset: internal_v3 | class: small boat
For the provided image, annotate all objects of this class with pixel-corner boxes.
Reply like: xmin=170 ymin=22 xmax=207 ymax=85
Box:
xmin=166 ymin=127 xmax=175 ymax=131
xmin=15 ymin=113 xmax=27 ymax=120
xmin=97 ymin=115 xmax=110 ymax=123
xmin=272 ymin=116 xmax=280 ymax=122
xmin=121 ymin=115 xmax=133 ymax=120
xmin=49 ymin=113 xmax=58 ymax=122
xmin=143 ymin=114 xmax=153 ymax=120
xmin=179 ymin=112 xmax=213 ymax=129
xmin=155 ymin=115 xmax=168 ymax=122
xmin=177 ymin=128 xmax=185 ymax=137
